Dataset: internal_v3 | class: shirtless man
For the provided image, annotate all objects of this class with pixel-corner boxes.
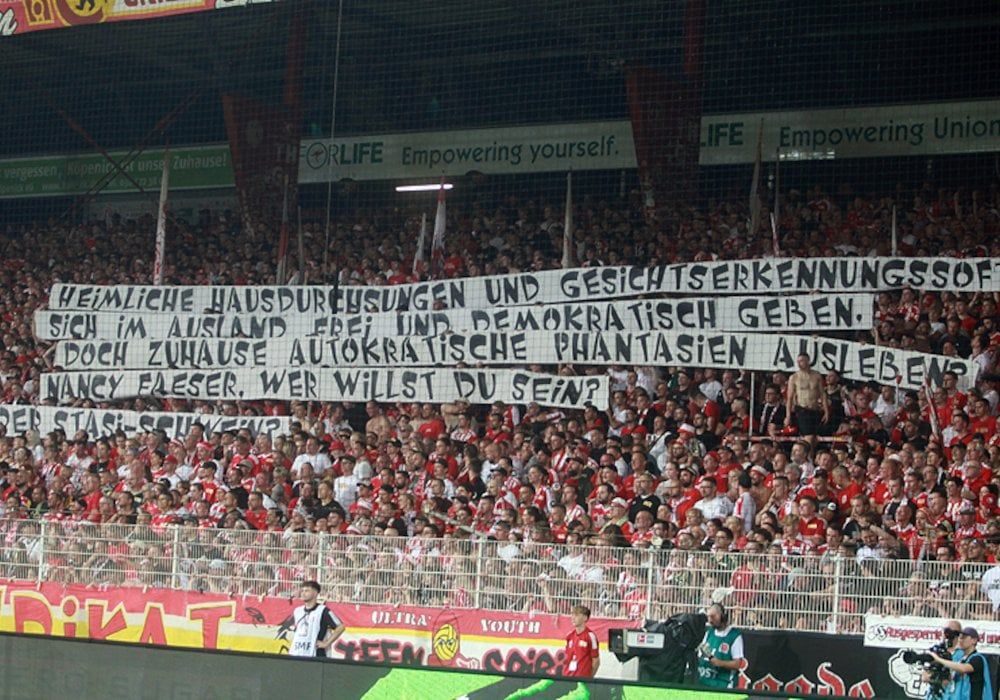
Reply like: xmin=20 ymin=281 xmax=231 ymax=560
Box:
xmin=785 ymin=354 xmax=829 ymax=447
xmin=364 ymin=401 xmax=392 ymax=441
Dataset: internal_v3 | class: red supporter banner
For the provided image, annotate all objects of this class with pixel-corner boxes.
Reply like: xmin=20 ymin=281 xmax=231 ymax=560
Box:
xmin=0 ymin=581 xmax=637 ymax=680
xmin=0 ymin=0 xmax=275 ymax=38
xmin=221 ymin=8 xmax=302 ymax=245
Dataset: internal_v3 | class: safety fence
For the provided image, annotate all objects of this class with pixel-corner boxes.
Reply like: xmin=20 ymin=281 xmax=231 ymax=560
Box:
xmin=0 ymin=518 xmax=992 ymax=634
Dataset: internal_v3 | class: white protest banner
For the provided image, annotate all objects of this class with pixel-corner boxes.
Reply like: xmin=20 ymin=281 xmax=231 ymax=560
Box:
xmin=34 ymin=293 xmax=874 ymax=340
xmin=0 ymin=405 xmax=37 ymax=435
xmin=0 ymin=405 xmax=290 ymax=440
xmin=46 ymin=259 xmax=1000 ymax=314
xmin=40 ymin=368 xmax=609 ymax=409
xmin=864 ymin=614 xmax=1000 ymax=656
xmin=53 ymin=332 xmax=974 ymax=392
xmin=37 ymin=407 xmax=290 ymax=440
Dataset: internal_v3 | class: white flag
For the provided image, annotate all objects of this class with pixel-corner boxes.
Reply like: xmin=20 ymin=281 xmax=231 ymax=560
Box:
xmin=153 ymin=150 xmax=170 ymax=285
xmin=413 ymin=212 xmax=428 ymax=275
xmin=276 ymin=179 xmax=290 ymax=285
xmin=562 ymin=171 xmax=576 ymax=269
xmin=431 ymin=184 xmax=446 ymax=273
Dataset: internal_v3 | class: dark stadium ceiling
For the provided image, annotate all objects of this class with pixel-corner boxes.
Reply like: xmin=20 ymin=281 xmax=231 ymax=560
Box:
xmin=2 ymin=0 xmax=1000 ymax=159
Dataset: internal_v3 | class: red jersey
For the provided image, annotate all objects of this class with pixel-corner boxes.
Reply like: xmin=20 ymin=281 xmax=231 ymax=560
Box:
xmin=971 ymin=416 xmax=997 ymax=439
xmin=244 ymin=508 xmax=268 ymax=531
xmin=417 ymin=418 xmax=446 ymax=440
xmin=670 ymin=491 xmax=700 ymax=526
xmin=483 ymin=427 xmax=512 ymax=444
xmin=965 ymin=468 xmax=992 ymax=496
xmin=564 ymin=626 xmax=599 ymax=677
xmin=798 ymin=516 xmax=824 ymax=540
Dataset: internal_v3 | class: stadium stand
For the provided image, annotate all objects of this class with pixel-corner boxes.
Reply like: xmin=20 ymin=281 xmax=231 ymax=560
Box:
xmin=0 ymin=186 xmax=998 ymax=636
xmin=1 ymin=2 xmax=999 ymax=668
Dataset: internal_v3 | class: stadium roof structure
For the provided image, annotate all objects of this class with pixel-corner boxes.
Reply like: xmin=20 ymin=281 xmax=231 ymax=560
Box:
xmin=1 ymin=0 xmax=661 ymax=160
xmin=2 ymin=0 xmax=999 ymax=160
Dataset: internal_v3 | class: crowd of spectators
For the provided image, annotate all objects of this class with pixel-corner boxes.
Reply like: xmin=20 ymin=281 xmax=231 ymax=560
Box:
xmin=0 ymin=182 xmax=999 ymax=628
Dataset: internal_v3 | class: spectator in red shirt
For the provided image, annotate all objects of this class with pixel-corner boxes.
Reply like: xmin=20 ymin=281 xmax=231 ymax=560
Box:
xmin=416 ymin=404 xmax=447 ymax=440
xmin=244 ymin=491 xmax=269 ymax=530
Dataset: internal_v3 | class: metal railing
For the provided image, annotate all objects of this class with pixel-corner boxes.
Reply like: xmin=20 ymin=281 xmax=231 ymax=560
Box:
xmin=0 ymin=518 xmax=994 ymax=634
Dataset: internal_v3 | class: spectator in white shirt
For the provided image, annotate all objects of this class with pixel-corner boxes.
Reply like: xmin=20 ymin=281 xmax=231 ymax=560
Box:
xmin=292 ymin=437 xmax=332 ymax=478
xmin=65 ymin=440 xmax=94 ymax=473
xmin=693 ymin=476 xmax=734 ymax=521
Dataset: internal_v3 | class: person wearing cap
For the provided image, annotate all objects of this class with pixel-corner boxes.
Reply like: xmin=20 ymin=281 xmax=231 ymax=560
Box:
xmin=930 ymin=626 xmax=993 ymax=700
xmin=955 ymin=502 xmax=986 ymax=545
xmin=606 ymin=497 xmax=632 ymax=538
xmin=746 ymin=464 xmax=771 ymax=509
xmin=918 ymin=621 xmax=966 ymax=700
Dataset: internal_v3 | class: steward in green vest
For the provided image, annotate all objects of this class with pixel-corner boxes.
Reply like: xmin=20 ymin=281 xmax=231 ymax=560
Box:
xmin=696 ymin=603 xmax=745 ymax=689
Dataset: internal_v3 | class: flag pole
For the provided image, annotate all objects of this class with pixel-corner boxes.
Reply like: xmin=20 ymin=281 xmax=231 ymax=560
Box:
xmin=276 ymin=173 xmax=290 ymax=284
xmin=323 ymin=0 xmax=345 ymax=276
xmin=431 ymin=178 xmax=447 ymax=277
xmin=773 ymin=146 xmax=780 ymax=245
xmin=297 ymin=205 xmax=305 ymax=285
xmin=413 ymin=212 xmax=427 ymax=276
xmin=749 ymin=119 xmax=763 ymax=239
xmin=562 ymin=170 xmax=575 ymax=269
xmin=153 ymin=147 xmax=170 ymax=285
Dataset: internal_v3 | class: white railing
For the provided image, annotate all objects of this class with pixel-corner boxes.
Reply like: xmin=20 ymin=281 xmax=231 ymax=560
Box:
xmin=0 ymin=518 xmax=993 ymax=634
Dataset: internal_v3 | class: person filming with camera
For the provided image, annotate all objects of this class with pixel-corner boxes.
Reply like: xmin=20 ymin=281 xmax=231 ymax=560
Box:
xmin=929 ymin=626 xmax=993 ymax=700
xmin=696 ymin=603 xmax=744 ymax=689
xmin=914 ymin=621 xmax=962 ymax=700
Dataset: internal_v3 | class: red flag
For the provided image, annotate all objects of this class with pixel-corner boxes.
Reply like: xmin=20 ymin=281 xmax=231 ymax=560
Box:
xmin=624 ymin=66 xmax=701 ymax=222
xmin=221 ymin=10 xmax=304 ymax=249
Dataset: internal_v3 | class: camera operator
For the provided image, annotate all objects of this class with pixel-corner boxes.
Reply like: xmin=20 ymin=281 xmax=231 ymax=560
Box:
xmin=930 ymin=627 xmax=993 ymax=700
xmin=919 ymin=620 xmax=962 ymax=700
xmin=696 ymin=603 xmax=744 ymax=689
